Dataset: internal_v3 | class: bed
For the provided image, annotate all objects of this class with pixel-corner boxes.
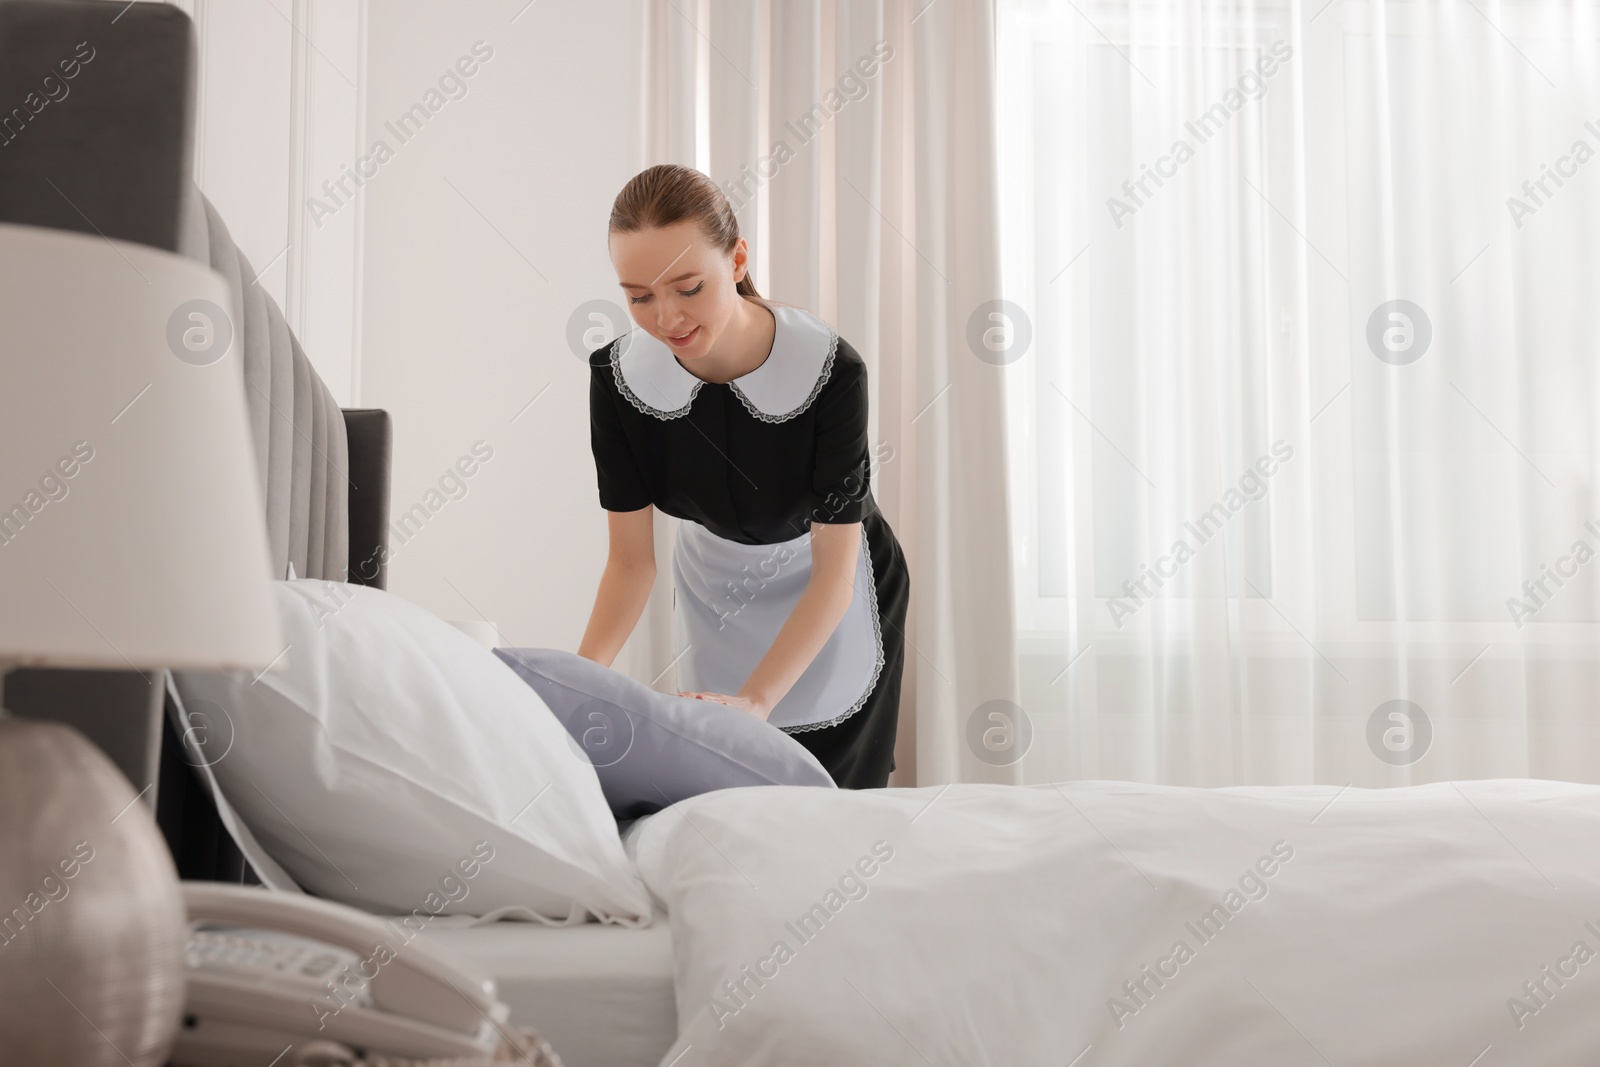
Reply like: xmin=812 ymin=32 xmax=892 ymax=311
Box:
xmin=11 ymin=5 xmax=1600 ymax=1067
xmin=421 ymin=909 xmax=677 ymax=1067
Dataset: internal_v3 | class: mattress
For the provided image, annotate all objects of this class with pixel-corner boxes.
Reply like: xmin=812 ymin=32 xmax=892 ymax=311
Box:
xmin=420 ymin=909 xmax=677 ymax=1067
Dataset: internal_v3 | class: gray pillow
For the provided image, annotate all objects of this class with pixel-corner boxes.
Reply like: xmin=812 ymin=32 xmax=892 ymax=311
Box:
xmin=493 ymin=647 xmax=837 ymax=818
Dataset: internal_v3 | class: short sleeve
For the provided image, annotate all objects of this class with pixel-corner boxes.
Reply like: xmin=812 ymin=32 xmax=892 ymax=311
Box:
xmin=590 ymin=359 xmax=653 ymax=512
xmin=808 ymin=355 xmax=871 ymax=525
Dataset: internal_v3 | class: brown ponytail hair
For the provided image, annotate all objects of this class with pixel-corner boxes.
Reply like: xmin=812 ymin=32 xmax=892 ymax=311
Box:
xmin=609 ymin=164 xmax=777 ymax=312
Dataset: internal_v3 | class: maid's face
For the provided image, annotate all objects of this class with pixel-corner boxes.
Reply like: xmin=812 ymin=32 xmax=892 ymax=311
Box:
xmin=610 ymin=220 xmax=748 ymax=361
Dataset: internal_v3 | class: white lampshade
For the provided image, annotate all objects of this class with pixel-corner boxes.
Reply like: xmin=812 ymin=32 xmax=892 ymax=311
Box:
xmin=0 ymin=221 xmax=282 ymax=670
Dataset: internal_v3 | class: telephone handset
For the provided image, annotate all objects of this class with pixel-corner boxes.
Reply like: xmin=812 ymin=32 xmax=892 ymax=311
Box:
xmin=170 ymin=883 xmax=559 ymax=1067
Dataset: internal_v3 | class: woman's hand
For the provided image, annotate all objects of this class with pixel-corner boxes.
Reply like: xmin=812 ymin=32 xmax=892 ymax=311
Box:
xmin=677 ymin=690 xmax=771 ymax=722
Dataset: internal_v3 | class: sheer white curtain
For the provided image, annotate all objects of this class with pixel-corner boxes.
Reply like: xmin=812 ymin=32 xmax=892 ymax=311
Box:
xmin=1000 ymin=0 xmax=1600 ymax=786
xmin=634 ymin=0 xmax=1021 ymax=785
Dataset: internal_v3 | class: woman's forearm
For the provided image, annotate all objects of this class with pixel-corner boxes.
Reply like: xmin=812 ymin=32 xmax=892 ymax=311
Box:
xmin=736 ymin=563 xmax=855 ymax=715
xmin=577 ymin=559 xmax=656 ymax=668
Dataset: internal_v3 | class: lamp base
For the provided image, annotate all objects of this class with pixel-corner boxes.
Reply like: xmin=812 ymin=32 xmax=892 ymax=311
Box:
xmin=0 ymin=705 xmax=187 ymax=1065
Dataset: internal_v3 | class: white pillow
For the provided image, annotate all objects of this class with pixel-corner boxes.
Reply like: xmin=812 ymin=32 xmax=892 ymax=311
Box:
xmin=172 ymin=579 xmax=652 ymax=927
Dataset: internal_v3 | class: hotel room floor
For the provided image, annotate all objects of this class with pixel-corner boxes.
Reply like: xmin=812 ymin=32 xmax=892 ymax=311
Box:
xmin=418 ymin=909 xmax=677 ymax=1067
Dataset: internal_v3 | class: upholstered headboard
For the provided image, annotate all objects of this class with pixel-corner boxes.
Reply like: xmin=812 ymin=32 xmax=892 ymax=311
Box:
xmin=0 ymin=0 xmax=391 ymax=880
xmin=178 ymin=192 xmax=353 ymax=584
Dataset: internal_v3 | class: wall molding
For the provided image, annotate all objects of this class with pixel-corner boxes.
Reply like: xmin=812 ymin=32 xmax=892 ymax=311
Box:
xmin=173 ymin=0 xmax=368 ymax=407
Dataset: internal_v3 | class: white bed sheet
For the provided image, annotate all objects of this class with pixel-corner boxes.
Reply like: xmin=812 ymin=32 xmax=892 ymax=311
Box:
xmin=630 ymin=779 xmax=1600 ymax=1066
xmin=419 ymin=909 xmax=677 ymax=1067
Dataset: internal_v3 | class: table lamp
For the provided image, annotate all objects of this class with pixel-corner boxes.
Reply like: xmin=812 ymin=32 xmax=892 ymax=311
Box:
xmin=0 ymin=220 xmax=284 ymax=1065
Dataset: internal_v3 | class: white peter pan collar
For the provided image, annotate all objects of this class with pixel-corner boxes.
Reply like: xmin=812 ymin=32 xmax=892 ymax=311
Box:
xmin=609 ymin=303 xmax=839 ymax=423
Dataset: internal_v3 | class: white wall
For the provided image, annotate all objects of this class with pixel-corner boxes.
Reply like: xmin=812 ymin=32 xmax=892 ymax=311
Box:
xmin=359 ymin=0 xmax=655 ymax=662
xmin=168 ymin=0 xmax=367 ymax=405
xmin=173 ymin=0 xmax=657 ymax=671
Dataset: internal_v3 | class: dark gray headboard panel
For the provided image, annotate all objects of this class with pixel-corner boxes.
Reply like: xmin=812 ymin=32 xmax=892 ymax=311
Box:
xmin=0 ymin=0 xmax=391 ymax=881
xmin=0 ymin=0 xmax=193 ymax=249
xmin=344 ymin=409 xmax=394 ymax=589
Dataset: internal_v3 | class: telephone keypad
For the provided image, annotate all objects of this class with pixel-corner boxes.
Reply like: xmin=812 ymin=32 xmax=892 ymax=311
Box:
xmin=187 ymin=928 xmax=371 ymax=1003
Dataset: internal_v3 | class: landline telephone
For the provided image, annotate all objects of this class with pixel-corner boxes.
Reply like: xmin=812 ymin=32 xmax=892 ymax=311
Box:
xmin=170 ymin=883 xmax=563 ymax=1067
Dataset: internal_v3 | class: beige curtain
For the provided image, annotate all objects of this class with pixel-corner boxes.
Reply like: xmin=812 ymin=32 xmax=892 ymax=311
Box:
xmin=631 ymin=0 xmax=1018 ymax=785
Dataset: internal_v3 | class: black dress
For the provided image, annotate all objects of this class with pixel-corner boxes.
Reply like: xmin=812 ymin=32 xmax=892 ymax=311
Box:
xmin=587 ymin=301 xmax=909 ymax=789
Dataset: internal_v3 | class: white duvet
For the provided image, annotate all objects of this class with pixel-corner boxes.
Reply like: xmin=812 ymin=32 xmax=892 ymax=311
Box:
xmin=628 ymin=779 xmax=1600 ymax=1066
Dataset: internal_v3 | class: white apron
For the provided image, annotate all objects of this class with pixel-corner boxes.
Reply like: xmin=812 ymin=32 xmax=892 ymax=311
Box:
xmin=671 ymin=518 xmax=884 ymax=732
